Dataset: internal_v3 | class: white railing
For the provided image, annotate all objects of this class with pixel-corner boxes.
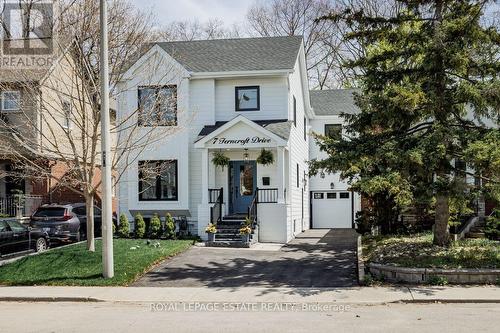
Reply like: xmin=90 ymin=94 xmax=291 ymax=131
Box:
xmin=0 ymin=195 xmax=44 ymax=217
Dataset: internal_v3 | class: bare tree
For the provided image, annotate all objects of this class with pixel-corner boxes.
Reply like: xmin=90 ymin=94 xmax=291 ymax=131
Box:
xmin=246 ymin=0 xmax=403 ymax=88
xmin=0 ymin=0 xmax=183 ymax=252
xmin=158 ymin=18 xmax=241 ymax=41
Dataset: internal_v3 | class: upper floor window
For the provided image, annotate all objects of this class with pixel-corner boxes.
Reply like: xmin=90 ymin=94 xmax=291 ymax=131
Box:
xmin=138 ymin=85 xmax=177 ymax=126
xmin=325 ymin=124 xmax=342 ymax=140
xmin=138 ymin=160 xmax=178 ymax=201
xmin=303 ymin=116 xmax=307 ymax=141
xmin=235 ymin=86 xmax=259 ymax=111
xmin=1 ymin=91 xmax=20 ymax=111
xmin=62 ymin=101 xmax=72 ymax=129
xmin=293 ymin=96 xmax=297 ymax=126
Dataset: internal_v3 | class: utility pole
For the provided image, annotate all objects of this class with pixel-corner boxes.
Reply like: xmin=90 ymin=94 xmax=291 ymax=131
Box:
xmin=99 ymin=0 xmax=114 ymax=278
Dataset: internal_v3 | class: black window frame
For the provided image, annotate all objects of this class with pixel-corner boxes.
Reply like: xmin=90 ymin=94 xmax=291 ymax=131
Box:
xmin=293 ymin=96 xmax=297 ymax=127
xmin=137 ymin=85 xmax=178 ymax=127
xmin=235 ymin=86 xmax=260 ymax=111
xmin=138 ymin=160 xmax=178 ymax=201
xmin=324 ymin=124 xmax=342 ymax=140
xmin=313 ymin=193 xmax=324 ymax=199
xmin=339 ymin=192 xmax=350 ymax=199
xmin=303 ymin=116 xmax=307 ymax=141
xmin=296 ymin=163 xmax=299 ymax=188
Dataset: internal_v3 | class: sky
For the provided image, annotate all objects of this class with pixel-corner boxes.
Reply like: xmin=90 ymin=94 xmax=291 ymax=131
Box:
xmin=130 ymin=0 xmax=255 ymax=28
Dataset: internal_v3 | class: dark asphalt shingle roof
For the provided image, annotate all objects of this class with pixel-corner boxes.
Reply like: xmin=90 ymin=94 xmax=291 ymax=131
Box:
xmin=310 ymin=89 xmax=360 ymax=116
xmin=157 ymin=36 xmax=303 ymax=73
xmin=198 ymin=119 xmax=292 ymax=141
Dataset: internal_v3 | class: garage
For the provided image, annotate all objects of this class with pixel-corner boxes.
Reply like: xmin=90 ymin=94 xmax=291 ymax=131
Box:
xmin=311 ymin=191 xmax=353 ymax=229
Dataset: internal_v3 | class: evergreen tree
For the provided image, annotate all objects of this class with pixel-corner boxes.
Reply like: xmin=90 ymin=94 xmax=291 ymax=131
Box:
xmin=314 ymin=0 xmax=500 ymax=246
xmin=117 ymin=213 xmax=130 ymax=238
xmin=134 ymin=213 xmax=146 ymax=239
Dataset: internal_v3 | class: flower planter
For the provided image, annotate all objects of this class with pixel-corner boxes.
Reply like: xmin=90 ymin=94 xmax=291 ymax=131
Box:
xmin=207 ymin=233 xmax=215 ymax=242
xmin=241 ymin=234 xmax=250 ymax=243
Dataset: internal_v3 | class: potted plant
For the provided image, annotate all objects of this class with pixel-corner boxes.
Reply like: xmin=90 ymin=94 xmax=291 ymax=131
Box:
xmin=212 ymin=151 xmax=230 ymax=169
xmin=239 ymin=225 xmax=252 ymax=243
xmin=205 ymin=223 xmax=217 ymax=242
xmin=256 ymin=149 xmax=274 ymax=166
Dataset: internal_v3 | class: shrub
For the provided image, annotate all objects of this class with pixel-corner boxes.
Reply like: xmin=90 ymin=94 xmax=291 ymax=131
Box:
xmin=164 ymin=213 xmax=176 ymax=239
xmin=117 ymin=213 xmax=130 ymax=238
xmin=134 ymin=213 xmax=146 ymax=239
xmin=427 ymin=275 xmax=448 ymax=286
xmin=484 ymin=209 xmax=500 ymax=241
xmin=150 ymin=214 xmax=162 ymax=239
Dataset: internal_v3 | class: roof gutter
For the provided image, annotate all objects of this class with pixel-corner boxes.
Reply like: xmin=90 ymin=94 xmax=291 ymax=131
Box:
xmin=190 ymin=69 xmax=293 ymax=79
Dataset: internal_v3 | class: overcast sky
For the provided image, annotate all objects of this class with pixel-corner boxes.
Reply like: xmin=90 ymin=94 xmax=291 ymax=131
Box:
xmin=130 ymin=0 xmax=255 ymax=28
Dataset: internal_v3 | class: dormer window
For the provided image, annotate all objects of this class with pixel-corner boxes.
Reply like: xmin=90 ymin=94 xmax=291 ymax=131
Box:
xmin=1 ymin=91 xmax=20 ymax=111
xmin=235 ymin=86 xmax=260 ymax=111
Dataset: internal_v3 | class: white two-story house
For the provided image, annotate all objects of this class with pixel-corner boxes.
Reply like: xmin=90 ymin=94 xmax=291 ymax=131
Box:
xmin=117 ymin=36 xmax=361 ymax=243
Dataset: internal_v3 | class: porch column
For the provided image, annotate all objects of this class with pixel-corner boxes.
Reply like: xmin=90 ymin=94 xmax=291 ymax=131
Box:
xmin=201 ymin=148 xmax=209 ymax=205
xmin=277 ymin=146 xmax=285 ymax=203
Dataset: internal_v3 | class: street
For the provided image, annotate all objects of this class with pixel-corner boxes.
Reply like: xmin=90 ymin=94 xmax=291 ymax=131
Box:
xmin=1 ymin=301 xmax=498 ymax=332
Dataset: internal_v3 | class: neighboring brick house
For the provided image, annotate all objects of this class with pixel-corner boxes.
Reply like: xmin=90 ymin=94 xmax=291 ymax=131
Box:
xmin=0 ymin=46 xmax=117 ymax=216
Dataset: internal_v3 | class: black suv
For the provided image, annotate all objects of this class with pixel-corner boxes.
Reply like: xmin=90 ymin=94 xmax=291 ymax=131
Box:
xmin=0 ymin=219 xmax=49 ymax=257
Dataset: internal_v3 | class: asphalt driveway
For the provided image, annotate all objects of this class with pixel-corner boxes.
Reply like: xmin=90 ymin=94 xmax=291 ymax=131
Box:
xmin=133 ymin=229 xmax=359 ymax=288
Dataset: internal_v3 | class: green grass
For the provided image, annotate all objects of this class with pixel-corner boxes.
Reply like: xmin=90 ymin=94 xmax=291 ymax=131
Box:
xmin=0 ymin=239 xmax=193 ymax=286
xmin=363 ymin=232 xmax=499 ymax=269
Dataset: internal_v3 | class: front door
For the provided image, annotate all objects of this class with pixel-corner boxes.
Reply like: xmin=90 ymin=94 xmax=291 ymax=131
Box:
xmin=229 ymin=161 xmax=257 ymax=214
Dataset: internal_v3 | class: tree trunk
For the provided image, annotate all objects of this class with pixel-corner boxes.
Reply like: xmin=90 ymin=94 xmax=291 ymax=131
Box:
xmin=433 ymin=193 xmax=450 ymax=246
xmin=85 ymin=194 xmax=95 ymax=252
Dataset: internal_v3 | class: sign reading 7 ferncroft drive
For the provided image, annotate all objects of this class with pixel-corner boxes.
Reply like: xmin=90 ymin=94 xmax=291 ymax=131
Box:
xmin=211 ymin=136 xmax=272 ymax=146
xmin=1 ymin=1 xmax=54 ymax=68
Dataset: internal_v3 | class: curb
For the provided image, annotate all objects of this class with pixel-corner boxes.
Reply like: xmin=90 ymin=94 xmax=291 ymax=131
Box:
xmin=401 ymin=299 xmax=500 ymax=304
xmin=0 ymin=296 xmax=103 ymax=303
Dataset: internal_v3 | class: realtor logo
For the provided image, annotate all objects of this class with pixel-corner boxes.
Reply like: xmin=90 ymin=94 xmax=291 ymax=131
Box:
xmin=1 ymin=1 xmax=54 ymax=68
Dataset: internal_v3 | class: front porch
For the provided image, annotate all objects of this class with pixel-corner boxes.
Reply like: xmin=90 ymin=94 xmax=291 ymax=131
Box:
xmin=202 ymin=147 xmax=289 ymax=246
xmin=194 ymin=116 xmax=292 ymax=245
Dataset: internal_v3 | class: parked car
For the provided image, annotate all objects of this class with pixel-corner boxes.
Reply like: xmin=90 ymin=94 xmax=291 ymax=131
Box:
xmin=30 ymin=203 xmax=116 ymax=243
xmin=0 ymin=219 xmax=49 ymax=256
xmin=30 ymin=204 xmax=82 ymax=243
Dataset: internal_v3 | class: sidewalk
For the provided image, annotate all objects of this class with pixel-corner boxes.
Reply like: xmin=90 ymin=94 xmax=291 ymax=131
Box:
xmin=0 ymin=285 xmax=498 ymax=304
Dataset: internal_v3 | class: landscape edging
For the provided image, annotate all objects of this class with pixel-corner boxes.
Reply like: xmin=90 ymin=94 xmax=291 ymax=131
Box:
xmin=368 ymin=263 xmax=500 ymax=284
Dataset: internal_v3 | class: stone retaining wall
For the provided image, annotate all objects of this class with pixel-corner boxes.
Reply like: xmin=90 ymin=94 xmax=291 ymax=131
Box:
xmin=369 ymin=263 xmax=500 ymax=284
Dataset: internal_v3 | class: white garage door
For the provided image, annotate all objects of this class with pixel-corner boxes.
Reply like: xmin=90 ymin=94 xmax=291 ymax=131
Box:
xmin=312 ymin=191 xmax=352 ymax=228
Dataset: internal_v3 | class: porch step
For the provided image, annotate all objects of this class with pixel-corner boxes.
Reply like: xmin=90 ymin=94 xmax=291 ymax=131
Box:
xmin=205 ymin=240 xmax=252 ymax=248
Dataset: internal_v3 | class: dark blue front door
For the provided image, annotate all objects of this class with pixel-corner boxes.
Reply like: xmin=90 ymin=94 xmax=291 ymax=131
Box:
xmin=230 ymin=161 xmax=257 ymax=214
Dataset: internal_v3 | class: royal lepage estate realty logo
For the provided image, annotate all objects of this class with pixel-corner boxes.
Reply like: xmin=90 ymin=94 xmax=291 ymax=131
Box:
xmin=1 ymin=1 xmax=54 ymax=69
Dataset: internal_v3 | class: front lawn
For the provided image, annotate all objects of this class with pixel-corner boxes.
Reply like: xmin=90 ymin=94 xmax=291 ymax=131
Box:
xmin=0 ymin=239 xmax=193 ymax=286
xmin=363 ymin=233 xmax=499 ymax=269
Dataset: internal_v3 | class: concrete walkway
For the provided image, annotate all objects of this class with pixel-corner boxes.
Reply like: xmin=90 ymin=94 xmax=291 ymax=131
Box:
xmin=0 ymin=286 xmax=499 ymax=304
xmin=133 ymin=229 xmax=359 ymax=288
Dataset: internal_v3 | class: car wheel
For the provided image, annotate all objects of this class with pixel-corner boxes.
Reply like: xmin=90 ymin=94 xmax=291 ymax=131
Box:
xmin=35 ymin=237 xmax=48 ymax=252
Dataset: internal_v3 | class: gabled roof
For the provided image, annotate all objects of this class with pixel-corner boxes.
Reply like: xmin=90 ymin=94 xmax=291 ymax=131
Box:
xmin=310 ymin=89 xmax=360 ymax=116
xmin=198 ymin=119 xmax=292 ymax=141
xmin=194 ymin=115 xmax=289 ymax=148
xmin=155 ymin=36 xmax=303 ymax=73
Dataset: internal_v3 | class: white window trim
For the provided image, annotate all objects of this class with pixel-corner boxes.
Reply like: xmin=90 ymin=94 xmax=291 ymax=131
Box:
xmin=1 ymin=90 xmax=21 ymax=112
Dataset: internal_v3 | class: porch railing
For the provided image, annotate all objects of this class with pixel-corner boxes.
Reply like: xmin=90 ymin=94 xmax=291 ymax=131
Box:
xmin=0 ymin=195 xmax=44 ymax=217
xmin=209 ymin=188 xmax=223 ymax=204
xmin=210 ymin=188 xmax=223 ymax=224
xmin=256 ymin=188 xmax=278 ymax=203
xmin=247 ymin=190 xmax=258 ymax=229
